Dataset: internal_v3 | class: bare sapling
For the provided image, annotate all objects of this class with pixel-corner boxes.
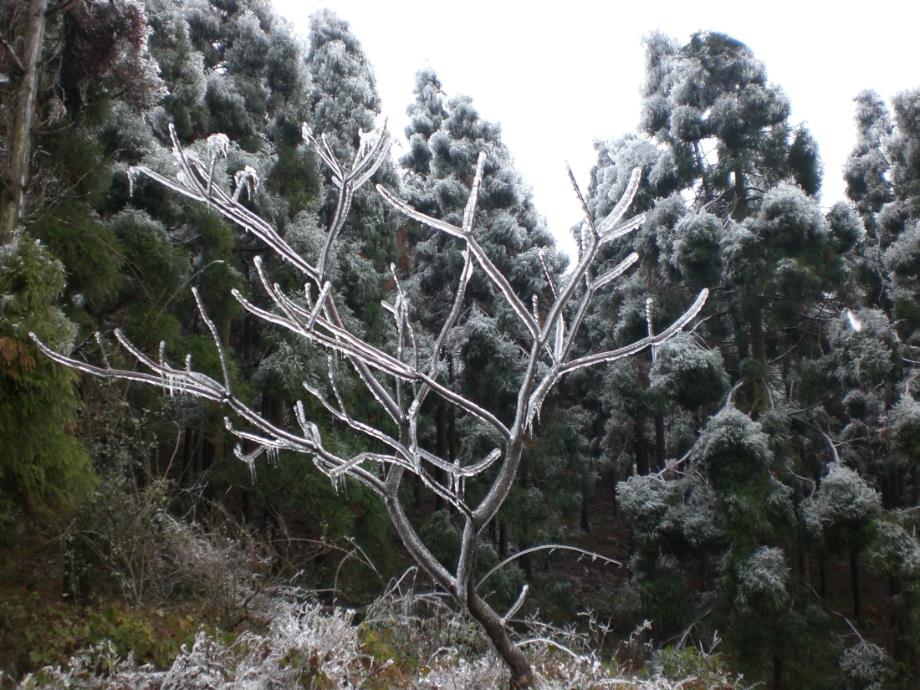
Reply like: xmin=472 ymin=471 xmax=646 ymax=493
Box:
xmin=33 ymin=122 xmax=707 ymax=688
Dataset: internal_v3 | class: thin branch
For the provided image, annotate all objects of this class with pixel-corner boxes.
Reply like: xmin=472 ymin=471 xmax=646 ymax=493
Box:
xmin=477 ymin=544 xmax=622 ymax=588
xmin=0 ymin=31 xmax=24 ymax=73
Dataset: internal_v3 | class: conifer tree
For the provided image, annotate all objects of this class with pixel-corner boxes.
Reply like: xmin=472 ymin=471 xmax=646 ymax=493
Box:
xmin=596 ymin=33 xmax=877 ymax=687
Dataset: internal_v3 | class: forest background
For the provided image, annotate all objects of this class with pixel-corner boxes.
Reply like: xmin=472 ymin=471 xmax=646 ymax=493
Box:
xmin=2 ymin=1 xmax=920 ymax=688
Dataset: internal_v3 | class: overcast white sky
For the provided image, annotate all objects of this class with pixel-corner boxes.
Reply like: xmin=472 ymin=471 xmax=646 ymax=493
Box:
xmin=273 ymin=0 xmax=919 ymax=258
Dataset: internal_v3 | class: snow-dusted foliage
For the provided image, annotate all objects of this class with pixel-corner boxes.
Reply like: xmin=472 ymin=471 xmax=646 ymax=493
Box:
xmin=17 ymin=586 xmax=743 ymax=690
xmin=802 ymin=464 xmax=881 ymax=539
xmin=827 ymin=308 xmax=899 ymax=388
xmin=889 ymin=394 xmax=920 ymax=463
xmin=19 ymin=601 xmax=363 ymax=689
xmin=868 ymin=519 xmax=920 ymax=579
xmin=617 ymin=475 xmax=679 ymax=546
xmin=734 ymin=546 xmax=790 ymax=614
xmin=839 ymin=640 xmax=895 ymax=690
xmin=692 ymin=407 xmax=773 ymax=489
xmin=649 ymin=333 xmax=728 ymax=409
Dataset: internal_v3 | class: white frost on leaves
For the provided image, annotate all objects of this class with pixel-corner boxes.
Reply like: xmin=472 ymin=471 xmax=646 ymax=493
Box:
xmin=232 ymin=165 xmax=260 ymax=201
xmin=734 ymin=546 xmax=790 ymax=613
xmin=839 ymin=640 xmax=895 ymax=690
xmin=206 ymin=132 xmax=231 ymax=161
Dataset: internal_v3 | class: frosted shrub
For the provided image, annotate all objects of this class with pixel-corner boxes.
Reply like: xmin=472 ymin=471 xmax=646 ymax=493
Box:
xmin=20 ymin=601 xmax=363 ymax=689
xmin=734 ymin=546 xmax=790 ymax=613
xmin=802 ymin=464 xmax=881 ymax=538
xmin=839 ymin=640 xmax=894 ymax=690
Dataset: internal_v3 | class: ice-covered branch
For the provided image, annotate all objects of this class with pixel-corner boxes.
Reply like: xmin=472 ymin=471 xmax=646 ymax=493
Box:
xmin=377 ymin=153 xmax=540 ymax=341
xmin=128 ymin=125 xmax=318 ymax=280
xmin=29 ymin=330 xmax=387 ymax=497
xmin=524 ymin=288 xmax=709 ymax=430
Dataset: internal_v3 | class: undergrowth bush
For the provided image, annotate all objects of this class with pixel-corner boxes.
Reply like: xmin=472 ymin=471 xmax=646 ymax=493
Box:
xmin=14 ymin=573 xmax=745 ymax=689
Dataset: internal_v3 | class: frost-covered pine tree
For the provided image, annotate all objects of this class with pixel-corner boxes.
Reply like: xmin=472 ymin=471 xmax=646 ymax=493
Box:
xmin=844 ymin=91 xmax=894 ymax=242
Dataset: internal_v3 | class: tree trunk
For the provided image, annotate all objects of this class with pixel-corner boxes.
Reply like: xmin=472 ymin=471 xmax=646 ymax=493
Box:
xmin=819 ymin=554 xmax=827 ymax=599
xmin=693 ymin=142 xmax=712 ymax=203
xmin=1 ymin=0 xmax=48 ymax=243
xmin=850 ymin=547 xmax=862 ymax=623
xmin=749 ymin=313 xmax=769 ymax=416
xmin=732 ymin=167 xmax=748 ymax=221
xmin=467 ymin=584 xmax=534 ymax=688
xmin=731 ymin=305 xmax=750 ymax=361
xmin=654 ymin=413 xmax=666 ymax=471
xmin=580 ymin=489 xmax=591 ymax=533
xmin=634 ymin=417 xmax=649 ymax=475
xmin=772 ymin=652 xmax=783 ymax=690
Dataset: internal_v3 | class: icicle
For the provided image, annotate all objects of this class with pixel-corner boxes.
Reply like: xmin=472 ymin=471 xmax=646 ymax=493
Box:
xmin=525 ymin=383 xmax=552 ymax=433
xmin=531 ymin=294 xmax=539 ymax=324
xmin=232 ymin=165 xmax=260 ymax=202
xmin=266 ymin=445 xmax=279 ymax=465
xmin=237 ymin=446 xmax=257 ymax=482
xmin=646 ymin=297 xmax=657 ymax=362
xmin=452 ymin=347 xmax=464 ymax=375
xmin=126 ymin=166 xmax=140 ymax=198
xmin=846 ymin=309 xmax=863 ymax=333
xmin=94 ymin=332 xmax=110 ymax=370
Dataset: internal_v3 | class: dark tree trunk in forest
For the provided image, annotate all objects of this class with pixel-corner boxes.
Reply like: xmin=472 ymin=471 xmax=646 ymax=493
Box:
xmin=773 ymin=652 xmax=784 ymax=690
xmin=693 ymin=142 xmax=712 ymax=202
xmin=819 ymin=554 xmax=828 ymax=599
xmin=654 ymin=414 xmax=665 ymax=471
xmin=634 ymin=418 xmax=649 ymax=476
xmin=732 ymin=167 xmax=748 ymax=221
xmin=851 ymin=548 xmax=862 ymax=623
xmin=748 ymin=313 xmax=769 ymax=416
xmin=1 ymin=0 xmax=48 ymax=243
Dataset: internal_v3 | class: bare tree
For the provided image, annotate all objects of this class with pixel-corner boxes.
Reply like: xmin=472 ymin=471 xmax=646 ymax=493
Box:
xmin=33 ymin=123 xmax=707 ymax=688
